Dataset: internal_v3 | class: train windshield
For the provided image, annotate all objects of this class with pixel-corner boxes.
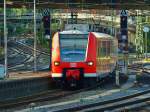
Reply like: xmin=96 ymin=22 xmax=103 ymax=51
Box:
xmin=60 ymin=34 xmax=88 ymax=62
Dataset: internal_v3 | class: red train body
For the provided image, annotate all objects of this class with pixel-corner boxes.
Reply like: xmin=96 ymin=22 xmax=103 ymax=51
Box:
xmin=51 ymin=30 xmax=118 ymax=87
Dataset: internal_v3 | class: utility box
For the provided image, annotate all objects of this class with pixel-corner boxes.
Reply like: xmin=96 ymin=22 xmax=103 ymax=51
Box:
xmin=0 ymin=65 xmax=5 ymax=79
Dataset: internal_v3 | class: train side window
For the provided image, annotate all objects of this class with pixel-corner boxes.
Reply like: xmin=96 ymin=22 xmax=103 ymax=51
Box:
xmin=97 ymin=39 xmax=111 ymax=58
xmin=111 ymin=40 xmax=115 ymax=56
xmin=97 ymin=39 xmax=101 ymax=57
xmin=101 ymin=40 xmax=107 ymax=57
xmin=106 ymin=41 xmax=111 ymax=57
xmin=98 ymin=40 xmax=101 ymax=57
xmin=110 ymin=41 xmax=113 ymax=56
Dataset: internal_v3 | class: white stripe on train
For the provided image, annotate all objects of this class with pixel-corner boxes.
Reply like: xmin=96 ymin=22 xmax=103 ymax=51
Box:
xmin=51 ymin=73 xmax=97 ymax=78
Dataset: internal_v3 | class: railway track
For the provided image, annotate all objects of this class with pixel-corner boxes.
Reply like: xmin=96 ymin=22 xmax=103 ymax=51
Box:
xmin=7 ymin=48 xmax=31 ymax=67
xmin=1 ymin=64 xmax=146 ymax=111
xmin=6 ymin=41 xmax=49 ymax=71
xmin=16 ymin=41 xmax=50 ymax=56
xmin=0 ymin=81 xmax=104 ymax=110
xmin=0 ymin=89 xmax=62 ymax=109
xmin=0 ymin=47 xmax=32 ymax=70
xmin=117 ymin=62 xmax=150 ymax=74
xmin=2 ymin=74 xmax=129 ymax=111
xmin=51 ymin=88 xmax=150 ymax=112
xmin=1 ymin=41 xmax=149 ymax=111
xmin=128 ymin=64 xmax=150 ymax=74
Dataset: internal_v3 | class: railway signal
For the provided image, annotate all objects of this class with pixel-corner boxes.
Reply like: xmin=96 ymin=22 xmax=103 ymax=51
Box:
xmin=70 ymin=12 xmax=78 ymax=24
xmin=42 ymin=9 xmax=52 ymax=70
xmin=120 ymin=10 xmax=128 ymax=76
xmin=120 ymin=10 xmax=128 ymax=53
xmin=43 ymin=15 xmax=51 ymax=38
xmin=143 ymin=26 xmax=149 ymax=59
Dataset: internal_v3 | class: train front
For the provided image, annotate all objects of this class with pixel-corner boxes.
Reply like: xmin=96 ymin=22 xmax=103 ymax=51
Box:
xmin=51 ymin=30 xmax=96 ymax=87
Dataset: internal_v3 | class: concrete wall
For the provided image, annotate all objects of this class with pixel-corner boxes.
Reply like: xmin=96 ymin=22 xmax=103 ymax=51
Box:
xmin=0 ymin=76 xmax=52 ymax=101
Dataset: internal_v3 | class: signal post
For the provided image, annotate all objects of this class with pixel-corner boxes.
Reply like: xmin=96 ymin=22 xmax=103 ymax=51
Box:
xmin=120 ymin=10 xmax=128 ymax=76
xmin=42 ymin=9 xmax=51 ymax=70
xmin=116 ymin=10 xmax=128 ymax=86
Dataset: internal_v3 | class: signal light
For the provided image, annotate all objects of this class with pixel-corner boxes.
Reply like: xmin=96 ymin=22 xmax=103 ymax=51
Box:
xmin=42 ymin=16 xmax=50 ymax=35
xmin=120 ymin=16 xmax=127 ymax=29
xmin=120 ymin=11 xmax=128 ymax=53
xmin=43 ymin=16 xmax=50 ymax=28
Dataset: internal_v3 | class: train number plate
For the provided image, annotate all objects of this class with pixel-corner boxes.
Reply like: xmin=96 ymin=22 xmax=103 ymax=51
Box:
xmin=70 ymin=63 xmax=77 ymax=67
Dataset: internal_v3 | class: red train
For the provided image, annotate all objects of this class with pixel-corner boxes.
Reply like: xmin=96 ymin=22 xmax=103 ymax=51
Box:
xmin=51 ymin=30 xmax=118 ymax=87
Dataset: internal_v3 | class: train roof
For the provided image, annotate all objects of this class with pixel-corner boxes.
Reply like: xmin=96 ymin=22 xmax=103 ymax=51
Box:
xmin=59 ymin=30 xmax=88 ymax=35
xmin=59 ymin=30 xmax=114 ymax=39
xmin=92 ymin=32 xmax=113 ymax=39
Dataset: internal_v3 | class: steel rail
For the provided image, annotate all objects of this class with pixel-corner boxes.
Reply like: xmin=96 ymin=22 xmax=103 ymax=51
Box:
xmin=16 ymin=41 xmax=50 ymax=56
xmin=54 ymin=88 xmax=150 ymax=112
xmin=6 ymin=44 xmax=35 ymax=69
xmin=117 ymin=63 xmax=150 ymax=74
xmin=0 ymin=89 xmax=61 ymax=109
xmin=128 ymin=64 xmax=150 ymax=74
xmin=6 ymin=41 xmax=49 ymax=71
xmin=8 ymin=41 xmax=50 ymax=70
xmin=0 ymin=80 xmax=104 ymax=110
xmin=77 ymin=93 xmax=150 ymax=112
xmin=0 ymin=43 xmax=33 ymax=69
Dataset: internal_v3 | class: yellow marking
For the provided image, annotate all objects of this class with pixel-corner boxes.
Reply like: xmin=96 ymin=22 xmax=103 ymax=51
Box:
xmin=97 ymin=57 xmax=111 ymax=60
xmin=142 ymin=58 xmax=150 ymax=63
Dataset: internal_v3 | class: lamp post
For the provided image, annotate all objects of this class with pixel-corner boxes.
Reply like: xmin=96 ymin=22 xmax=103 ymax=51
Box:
xmin=33 ymin=0 xmax=37 ymax=72
xmin=4 ymin=0 xmax=8 ymax=78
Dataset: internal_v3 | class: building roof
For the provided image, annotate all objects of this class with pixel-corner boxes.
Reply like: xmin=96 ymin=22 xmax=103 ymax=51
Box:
xmin=0 ymin=0 xmax=150 ymax=9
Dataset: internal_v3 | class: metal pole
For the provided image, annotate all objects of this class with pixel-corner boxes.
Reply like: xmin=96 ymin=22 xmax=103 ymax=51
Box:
xmin=124 ymin=53 xmax=128 ymax=76
xmin=116 ymin=63 xmax=120 ymax=86
xmin=111 ymin=10 xmax=113 ymax=36
xmin=145 ymin=32 xmax=147 ymax=59
xmin=33 ymin=0 xmax=37 ymax=72
xmin=0 ymin=30 xmax=1 ymax=46
xmin=4 ymin=0 xmax=8 ymax=78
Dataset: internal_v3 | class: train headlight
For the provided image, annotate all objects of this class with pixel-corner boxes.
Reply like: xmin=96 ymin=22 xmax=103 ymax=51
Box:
xmin=87 ymin=61 xmax=93 ymax=66
xmin=54 ymin=61 xmax=60 ymax=66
